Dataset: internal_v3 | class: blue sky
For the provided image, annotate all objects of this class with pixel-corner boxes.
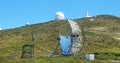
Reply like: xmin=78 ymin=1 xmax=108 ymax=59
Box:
xmin=0 ymin=0 xmax=120 ymax=29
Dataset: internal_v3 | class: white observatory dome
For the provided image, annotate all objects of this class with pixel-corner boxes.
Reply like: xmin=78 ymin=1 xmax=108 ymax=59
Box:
xmin=26 ymin=22 xmax=30 ymax=25
xmin=55 ymin=12 xmax=65 ymax=20
xmin=0 ymin=28 xmax=2 ymax=30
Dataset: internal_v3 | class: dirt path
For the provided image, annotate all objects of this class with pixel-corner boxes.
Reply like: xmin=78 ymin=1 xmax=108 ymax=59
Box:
xmin=111 ymin=60 xmax=120 ymax=63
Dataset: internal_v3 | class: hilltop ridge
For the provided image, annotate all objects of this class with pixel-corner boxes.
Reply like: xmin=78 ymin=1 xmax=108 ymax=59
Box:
xmin=0 ymin=14 xmax=120 ymax=63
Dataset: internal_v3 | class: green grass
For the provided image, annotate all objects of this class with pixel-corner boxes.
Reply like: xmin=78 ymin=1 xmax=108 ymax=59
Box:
xmin=0 ymin=56 xmax=115 ymax=63
xmin=0 ymin=15 xmax=120 ymax=63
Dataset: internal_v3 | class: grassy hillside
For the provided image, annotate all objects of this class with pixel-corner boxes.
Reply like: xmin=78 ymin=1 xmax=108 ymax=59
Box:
xmin=0 ymin=15 xmax=120 ymax=63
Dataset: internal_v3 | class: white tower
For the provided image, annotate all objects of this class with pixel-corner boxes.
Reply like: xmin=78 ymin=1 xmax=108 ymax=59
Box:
xmin=55 ymin=12 xmax=65 ymax=20
xmin=86 ymin=11 xmax=91 ymax=17
xmin=94 ymin=12 xmax=97 ymax=18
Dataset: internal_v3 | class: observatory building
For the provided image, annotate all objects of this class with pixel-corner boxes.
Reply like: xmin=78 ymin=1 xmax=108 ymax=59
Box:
xmin=0 ymin=28 xmax=2 ymax=30
xmin=55 ymin=12 xmax=65 ymax=20
xmin=26 ymin=22 xmax=30 ymax=25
